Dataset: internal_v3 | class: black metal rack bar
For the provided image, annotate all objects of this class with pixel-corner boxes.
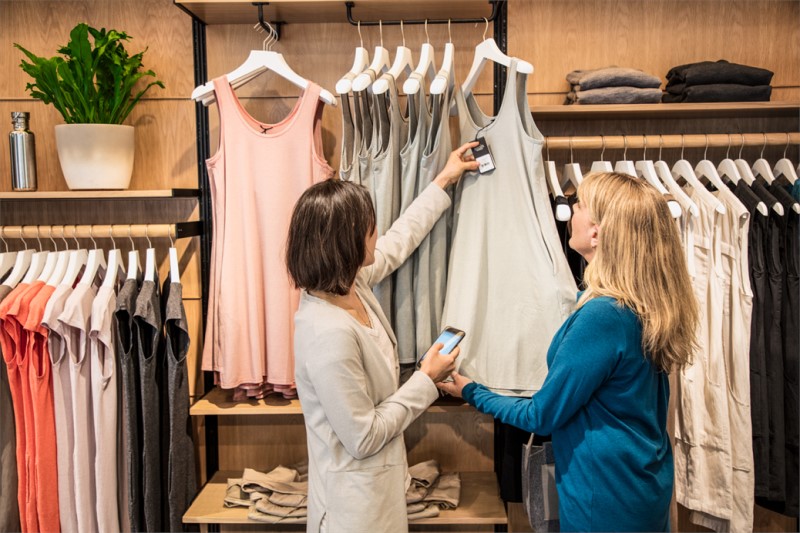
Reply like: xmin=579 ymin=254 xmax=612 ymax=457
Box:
xmin=345 ymin=0 xmax=502 ymax=26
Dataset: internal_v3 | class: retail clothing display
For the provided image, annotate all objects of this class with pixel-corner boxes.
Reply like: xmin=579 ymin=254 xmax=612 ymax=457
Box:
xmin=664 ymin=60 xmax=773 ymax=102
xmin=566 ymin=87 xmax=663 ymax=104
xmin=565 ymin=66 xmax=662 ymax=104
xmin=294 ymin=183 xmax=452 ymax=533
xmin=566 ymin=66 xmax=662 ymax=90
xmin=445 ymin=60 xmax=578 ymax=396
xmin=662 ymin=84 xmax=772 ymax=103
xmin=463 ymin=296 xmax=673 ymax=532
xmin=201 ymin=75 xmax=334 ymax=398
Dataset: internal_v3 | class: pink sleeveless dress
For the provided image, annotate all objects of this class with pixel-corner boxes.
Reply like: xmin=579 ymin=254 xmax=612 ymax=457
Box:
xmin=202 ymin=76 xmax=334 ymax=397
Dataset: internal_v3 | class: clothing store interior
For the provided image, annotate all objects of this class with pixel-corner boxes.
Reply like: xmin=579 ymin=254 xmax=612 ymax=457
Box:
xmin=0 ymin=0 xmax=798 ymax=532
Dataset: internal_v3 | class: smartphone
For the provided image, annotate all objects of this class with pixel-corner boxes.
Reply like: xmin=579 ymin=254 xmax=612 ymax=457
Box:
xmin=417 ymin=327 xmax=466 ymax=368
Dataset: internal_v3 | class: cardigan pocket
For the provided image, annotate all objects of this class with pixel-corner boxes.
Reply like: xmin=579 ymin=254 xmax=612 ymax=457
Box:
xmin=325 ymin=464 xmax=406 ymax=533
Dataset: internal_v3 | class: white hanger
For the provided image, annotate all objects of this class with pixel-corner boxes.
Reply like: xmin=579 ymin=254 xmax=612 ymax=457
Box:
xmin=335 ymin=22 xmax=370 ymax=94
xmin=373 ymin=21 xmax=413 ymax=94
xmin=561 ymin=138 xmax=583 ymax=189
xmin=168 ymin=226 xmax=181 ymax=284
xmin=78 ymin=226 xmax=107 ymax=287
xmin=191 ymin=21 xmax=336 ymax=106
xmin=46 ymin=227 xmax=71 ymax=287
xmin=36 ymin=229 xmax=60 ymax=282
xmin=590 ymin=136 xmax=614 ymax=172
xmin=752 ymin=133 xmax=776 ymax=184
xmin=654 ymin=135 xmax=699 ymax=218
xmin=672 ymin=135 xmax=726 ymax=215
xmin=404 ymin=21 xmax=436 ymax=94
xmin=102 ymin=226 xmax=125 ymax=289
xmin=773 ymin=134 xmax=798 ymax=185
xmin=60 ymin=226 xmax=89 ymax=287
xmin=21 ymin=227 xmax=48 ymax=285
xmin=635 ymin=137 xmax=682 ymax=218
xmin=144 ymin=225 xmax=157 ymax=283
xmin=430 ymin=21 xmax=454 ymax=95
xmin=352 ymin=21 xmax=392 ymax=92
xmin=717 ymin=135 xmax=768 ymax=216
xmin=614 ymin=136 xmax=637 ymax=177
xmin=462 ymin=19 xmax=533 ymax=97
xmin=695 ymin=134 xmax=734 ymax=193
xmin=2 ymin=228 xmax=34 ymax=289
xmin=0 ymin=230 xmax=18 ymax=281
xmin=543 ymin=143 xmax=570 ymax=222
xmin=126 ymin=226 xmax=141 ymax=281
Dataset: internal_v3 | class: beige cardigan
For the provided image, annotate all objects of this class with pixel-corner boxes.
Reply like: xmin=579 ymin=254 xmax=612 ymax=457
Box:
xmin=294 ymin=183 xmax=452 ymax=533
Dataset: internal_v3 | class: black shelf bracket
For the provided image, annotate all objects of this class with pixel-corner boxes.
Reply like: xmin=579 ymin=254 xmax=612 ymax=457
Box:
xmin=253 ymin=2 xmax=283 ymax=40
xmin=345 ymin=0 xmax=502 ymax=26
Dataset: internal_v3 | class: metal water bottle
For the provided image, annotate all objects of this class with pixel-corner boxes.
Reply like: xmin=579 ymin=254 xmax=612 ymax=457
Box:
xmin=9 ymin=111 xmax=37 ymax=191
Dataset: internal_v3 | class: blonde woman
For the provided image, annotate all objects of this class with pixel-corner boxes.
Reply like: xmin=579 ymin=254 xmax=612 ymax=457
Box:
xmin=439 ymin=172 xmax=698 ymax=532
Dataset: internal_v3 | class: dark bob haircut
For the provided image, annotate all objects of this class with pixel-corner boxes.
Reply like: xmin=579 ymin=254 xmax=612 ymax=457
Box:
xmin=286 ymin=179 xmax=376 ymax=296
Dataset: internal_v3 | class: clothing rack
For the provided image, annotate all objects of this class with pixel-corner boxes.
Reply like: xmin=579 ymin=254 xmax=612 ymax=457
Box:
xmin=544 ymin=132 xmax=800 ymax=151
xmin=0 ymin=222 xmax=202 ymax=240
xmin=345 ymin=0 xmax=501 ymax=26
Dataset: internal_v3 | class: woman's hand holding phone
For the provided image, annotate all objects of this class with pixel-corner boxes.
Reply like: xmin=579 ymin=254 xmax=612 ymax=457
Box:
xmin=419 ymin=343 xmax=459 ymax=383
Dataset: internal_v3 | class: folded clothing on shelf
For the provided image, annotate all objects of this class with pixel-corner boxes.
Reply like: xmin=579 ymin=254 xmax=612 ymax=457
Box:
xmin=662 ymin=83 xmax=772 ymax=103
xmin=665 ymin=59 xmax=774 ymax=90
xmin=566 ymin=87 xmax=663 ymax=105
xmin=566 ymin=66 xmax=662 ymax=90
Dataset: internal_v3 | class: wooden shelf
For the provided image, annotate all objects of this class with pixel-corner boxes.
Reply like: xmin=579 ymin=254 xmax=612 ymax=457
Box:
xmin=531 ymin=101 xmax=800 ymax=120
xmin=190 ymin=386 xmax=473 ymax=416
xmin=174 ymin=0 xmax=498 ymax=25
xmin=0 ymin=189 xmax=199 ymax=200
xmin=183 ymin=470 xmax=507 ymax=526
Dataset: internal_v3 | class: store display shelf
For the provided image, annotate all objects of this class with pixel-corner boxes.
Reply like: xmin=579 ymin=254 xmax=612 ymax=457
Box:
xmin=530 ymin=101 xmax=800 ymax=120
xmin=0 ymin=189 xmax=199 ymax=200
xmin=183 ymin=470 xmax=507 ymax=527
xmin=190 ymin=386 xmax=472 ymax=416
xmin=174 ymin=0 xmax=498 ymax=25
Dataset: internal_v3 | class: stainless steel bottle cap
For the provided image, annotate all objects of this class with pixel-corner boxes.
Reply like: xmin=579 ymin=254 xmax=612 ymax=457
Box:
xmin=11 ymin=111 xmax=30 ymax=123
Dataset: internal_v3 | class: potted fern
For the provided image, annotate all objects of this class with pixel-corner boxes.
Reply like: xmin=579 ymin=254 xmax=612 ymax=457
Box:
xmin=15 ymin=23 xmax=164 ymax=189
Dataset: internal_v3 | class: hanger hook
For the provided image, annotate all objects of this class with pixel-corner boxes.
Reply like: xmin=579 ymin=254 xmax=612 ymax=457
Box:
xmin=19 ymin=227 xmax=27 ymax=251
xmin=109 ymin=225 xmax=116 ymax=250
xmin=71 ymin=225 xmax=79 ymax=249
xmin=48 ymin=226 xmax=57 ymax=251
xmin=169 ymin=225 xmax=175 ymax=248
xmin=704 ymin=134 xmax=709 ymax=160
xmin=623 ymin=135 xmax=628 ymax=161
xmin=448 ymin=19 xmax=452 ymax=43
xmin=0 ymin=227 xmax=7 ymax=253
xmin=483 ymin=17 xmax=489 ymax=41
xmin=600 ymin=135 xmax=606 ymax=162
xmin=658 ymin=134 xmax=664 ymax=161
xmin=784 ymin=132 xmax=790 ymax=159
xmin=739 ymin=132 xmax=745 ymax=160
xmin=642 ymin=135 xmax=648 ymax=160
xmin=681 ymin=134 xmax=685 ymax=160
xmin=569 ymin=137 xmax=574 ymax=164
xmin=761 ymin=132 xmax=767 ymax=159
xmin=425 ymin=19 xmax=430 ymax=44
xmin=145 ymin=224 xmax=152 ymax=249
xmin=400 ymin=20 xmax=405 ymax=47
xmin=59 ymin=226 xmax=69 ymax=251
xmin=726 ymin=133 xmax=732 ymax=160
xmin=128 ymin=225 xmax=135 ymax=251
xmin=358 ymin=20 xmax=363 ymax=48
xmin=379 ymin=20 xmax=383 ymax=48
xmin=89 ymin=225 xmax=98 ymax=250
xmin=35 ymin=225 xmax=42 ymax=251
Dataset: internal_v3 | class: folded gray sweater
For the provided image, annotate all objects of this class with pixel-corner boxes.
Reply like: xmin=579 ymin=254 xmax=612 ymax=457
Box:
xmin=566 ymin=66 xmax=662 ymax=90
xmin=566 ymin=86 xmax=663 ymax=105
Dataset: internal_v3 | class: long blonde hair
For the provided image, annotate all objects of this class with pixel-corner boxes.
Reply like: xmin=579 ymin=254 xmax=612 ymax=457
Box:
xmin=576 ymin=172 xmax=698 ymax=373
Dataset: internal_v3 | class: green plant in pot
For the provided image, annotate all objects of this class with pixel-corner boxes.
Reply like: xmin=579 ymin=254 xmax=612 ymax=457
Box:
xmin=15 ymin=23 xmax=164 ymax=189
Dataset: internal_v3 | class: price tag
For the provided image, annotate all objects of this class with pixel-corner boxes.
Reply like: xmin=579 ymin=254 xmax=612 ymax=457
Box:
xmin=472 ymin=136 xmax=496 ymax=174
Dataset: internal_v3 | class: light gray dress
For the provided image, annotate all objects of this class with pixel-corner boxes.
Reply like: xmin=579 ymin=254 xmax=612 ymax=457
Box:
xmin=444 ymin=61 xmax=577 ymax=396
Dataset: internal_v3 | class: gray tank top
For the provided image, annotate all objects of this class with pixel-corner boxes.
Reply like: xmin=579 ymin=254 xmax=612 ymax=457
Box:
xmin=444 ymin=61 xmax=577 ymax=396
xmin=338 ymin=91 xmax=358 ymax=182
xmin=394 ymin=72 xmax=431 ymax=364
xmin=413 ymin=84 xmax=454 ymax=358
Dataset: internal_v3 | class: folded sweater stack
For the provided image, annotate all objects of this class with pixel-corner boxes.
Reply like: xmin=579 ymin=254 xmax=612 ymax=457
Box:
xmin=565 ymin=66 xmax=662 ymax=104
xmin=224 ymin=460 xmax=461 ymax=523
xmin=663 ymin=60 xmax=773 ymax=103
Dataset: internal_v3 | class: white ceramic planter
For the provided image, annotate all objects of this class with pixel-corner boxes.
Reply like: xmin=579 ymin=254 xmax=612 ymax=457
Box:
xmin=55 ymin=123 xmax=134 ymax=190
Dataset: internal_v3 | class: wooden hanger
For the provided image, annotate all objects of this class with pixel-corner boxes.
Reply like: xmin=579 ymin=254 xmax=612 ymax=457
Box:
xmin=192 ymin=21 xmax=336 ymax=106
xmin=20 ymin=228 xmax=48 ymax=285
xmin=102 ymin=226 xmax=125 ymax=289
xmin=752 ymin=133 xmax=776 ymax=184
xmin=614 ymin=136 xmax=637 ymax=177
xmin=543 ymin=144 xmax=570 ymax=221
xmin=773 ymin=134 xmax=798 ymax=185
xmin=0 ymin=230 xmax=18 ymax=281
xmin=561 ymin=138 xmax=583 ymax=190
xmin=672 ymin=135 xmax=726 ymax=215
xmin=695 ymin=134 xmax=734 ymax=192
xmin=127 ymin=226 xmax=141 ymax=281
xmin=404 ymin=21 xmax=436 ymax=95
xmin=46 ymin=227 xmax=71 ymax=287
xmin=2 ymin=229 xmax=34 ymax=289
xmin=373 ymin=21 xmax=413 ymax=94
xmin=590 ymin=135 xmax=613 ymax=172
xmin=60 ymin=226 xmax=89 ymax=287
xmin=352 ymin=21 xmax=392 ymax=92
xmin=144 ymin=225 xmax=157 ymax=283
xmin=335 ymin=22 xmax=370 ymax=94
xmin=635 ymin=137 xmax=682 ymax=218
xmin=168 ymin=226 xmax=181 ymax=284
xmin=654 ymin=135 xmax=699 ymax=218
xmin=36 ymin=230 xmax=60 ymax=283
xmin=78 ymin=226 xmax=107 ymax=287
xmin=462 ymin=19 xmax=533 ymax=97
xmin=430 ymin=20 xmax=454 ymax=95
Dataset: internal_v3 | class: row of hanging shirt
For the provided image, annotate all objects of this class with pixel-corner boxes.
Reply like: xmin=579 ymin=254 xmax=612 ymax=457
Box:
xmin=337 ymin=34 xmax=579 ymax=396
xmin=544 ymin=142 xmax=799 ymax=531
xmin=0 ymin=233 xmax=195 ymax=533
